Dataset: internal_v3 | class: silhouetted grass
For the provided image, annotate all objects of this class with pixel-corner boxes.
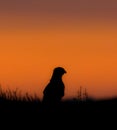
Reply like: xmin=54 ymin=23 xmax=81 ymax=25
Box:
xmin=0 ymin=86 xmax=117 ymax=113
xmin=0 ymin=86 xmax=116 ymax=128
xmin=0 ymin=86 xmax=40 ymax=102
xmin=0 ymin=86 xmax=41 ymax=117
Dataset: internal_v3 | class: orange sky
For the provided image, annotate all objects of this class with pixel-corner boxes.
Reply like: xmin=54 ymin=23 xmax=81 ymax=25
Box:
xmin=0 ymin=0 xmax=117 ymax=100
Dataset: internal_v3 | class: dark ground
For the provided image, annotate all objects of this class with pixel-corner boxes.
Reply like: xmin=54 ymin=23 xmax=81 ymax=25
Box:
xmin=0 ymin=98 xmax=117 ymax=129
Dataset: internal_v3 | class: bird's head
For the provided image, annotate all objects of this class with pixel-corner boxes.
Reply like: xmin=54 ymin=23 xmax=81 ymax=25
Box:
xmin=50 ymin=67 xmax=66 ymax=81
xmin=51 ymin=67 xmax=66 ymax=79
xmin=53 ymin=67 xmax=66 ymax=75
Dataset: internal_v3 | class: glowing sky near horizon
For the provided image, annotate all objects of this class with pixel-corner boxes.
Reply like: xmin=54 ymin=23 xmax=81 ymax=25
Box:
xmin=0 ymin=0 xmax=117 ymax=99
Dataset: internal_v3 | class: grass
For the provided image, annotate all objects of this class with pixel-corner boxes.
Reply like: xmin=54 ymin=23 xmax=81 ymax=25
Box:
xmin=0 ymin=86 xmax=116 ymax=128
xmin=0 ymin=86 xmax=40 ymax=102
xmin=0 ymin=86 xmax=116 ymax=111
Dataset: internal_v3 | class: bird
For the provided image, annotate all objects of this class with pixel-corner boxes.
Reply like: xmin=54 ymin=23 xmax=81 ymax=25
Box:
xmin=42 ymin=67 xmax=66 ymax=106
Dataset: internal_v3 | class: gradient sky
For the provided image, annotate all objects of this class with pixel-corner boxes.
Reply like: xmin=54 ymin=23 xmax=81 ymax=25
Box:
xmin=0 ymin=0 xmax=117 ymax=100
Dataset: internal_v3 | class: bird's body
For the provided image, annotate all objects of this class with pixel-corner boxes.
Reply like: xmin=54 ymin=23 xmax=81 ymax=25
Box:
xmin=42 ymin=67 xmax=66 ymax=105
xmin=43 ymin=78 xmax=65 ymax=104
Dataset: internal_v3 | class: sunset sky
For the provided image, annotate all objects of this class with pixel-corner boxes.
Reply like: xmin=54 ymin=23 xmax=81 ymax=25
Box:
xmin=0 ymin=0 xmax=117 ymax=100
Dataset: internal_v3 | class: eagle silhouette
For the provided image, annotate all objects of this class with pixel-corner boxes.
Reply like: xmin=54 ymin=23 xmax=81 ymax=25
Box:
xmin=42 ymin=67 xmax=66 ymax=105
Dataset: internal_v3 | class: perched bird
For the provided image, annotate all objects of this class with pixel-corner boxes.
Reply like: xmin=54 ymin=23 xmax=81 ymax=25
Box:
xmin=42 ymin=67 xmax=66 ymax=105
